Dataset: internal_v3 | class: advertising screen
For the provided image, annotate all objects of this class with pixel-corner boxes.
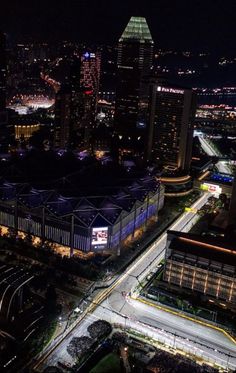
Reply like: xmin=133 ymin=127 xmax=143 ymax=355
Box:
xmin=91 ymin=227 xmax=108 ymax=246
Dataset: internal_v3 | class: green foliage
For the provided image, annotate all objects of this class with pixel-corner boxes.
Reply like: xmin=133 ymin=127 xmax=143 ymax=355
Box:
xmin=0 ymin=235 xmax=99 ymax=280
xmin=25 ymin=316 xmax=57 ymax=355
xmin=87 ymin=320 xmax=112 ymax=339
xmin=67 ymin=336 xmax=93 ymax=359
xmin=90 ymin=352 xmax=121 ymax=373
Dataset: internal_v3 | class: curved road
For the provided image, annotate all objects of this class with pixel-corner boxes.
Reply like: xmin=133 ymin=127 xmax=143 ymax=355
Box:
xmin=35 ymin=192 xmax=236 ymax=372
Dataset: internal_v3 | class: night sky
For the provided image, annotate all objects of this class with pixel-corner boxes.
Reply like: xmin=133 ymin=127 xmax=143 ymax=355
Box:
xmin=1 ymin=0 xmax=236 ymax=52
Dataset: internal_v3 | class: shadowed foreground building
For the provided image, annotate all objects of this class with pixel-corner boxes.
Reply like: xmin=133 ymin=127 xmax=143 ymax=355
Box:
xmin=163 ymin=231 xmax=236 ymax=309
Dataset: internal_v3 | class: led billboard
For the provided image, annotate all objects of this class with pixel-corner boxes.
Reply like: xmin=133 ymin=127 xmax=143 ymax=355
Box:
xmin=91 ymin=227 xmax=108 ymax=247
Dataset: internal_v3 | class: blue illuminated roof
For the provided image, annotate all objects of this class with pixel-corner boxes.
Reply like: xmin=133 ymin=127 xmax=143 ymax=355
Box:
xmin=0 ymin=175 xmax=160 ymax=228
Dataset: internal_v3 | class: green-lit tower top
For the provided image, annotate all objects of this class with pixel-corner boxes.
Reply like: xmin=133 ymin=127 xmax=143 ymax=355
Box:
xmin=119 ymin=16 xmax=153 ymax=43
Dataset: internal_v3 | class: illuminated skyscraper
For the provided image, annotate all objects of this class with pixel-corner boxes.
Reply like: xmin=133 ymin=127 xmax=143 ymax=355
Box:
xmin=71 ymin=51 xmax=101 ymax=143
xmin=114 ymin=16 xmax=154 ymax=155
xmin=147 ymin=83 xmax=196 ymax=171
xmin=0 ymin=32 xmax=10 ymax=152
xmin=80 ymin=51 xmax=101 ymax=106
xmin=0 ymin=32 xmax=6 ymax=111
xmin=54 ymin=51 xmax=101 ymax=148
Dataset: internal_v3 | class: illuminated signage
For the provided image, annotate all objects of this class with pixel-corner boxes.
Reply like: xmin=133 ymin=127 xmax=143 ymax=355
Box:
xmin=200 ymin=183 xmax=222 ymax=194
xmin=136 ymin=121 xmax=146 ymax=128
xmin=83 ymin=52 xmax=96 ymax=59
xmin=157 ymin=86 xmax=184 ymax=95
xmin=92 ymin=227 xmax=108 ymax=247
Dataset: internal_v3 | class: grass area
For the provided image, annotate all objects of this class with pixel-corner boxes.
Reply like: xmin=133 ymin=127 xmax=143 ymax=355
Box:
xmin=90 ymin=352 xmax=121 ymax=373
xmin=58 ymin=284 xmax=83 ymax=298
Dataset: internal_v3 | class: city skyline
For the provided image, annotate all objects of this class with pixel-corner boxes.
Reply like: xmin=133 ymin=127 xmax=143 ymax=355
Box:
xmin=0 ymin=4 xmax=236 ymax=372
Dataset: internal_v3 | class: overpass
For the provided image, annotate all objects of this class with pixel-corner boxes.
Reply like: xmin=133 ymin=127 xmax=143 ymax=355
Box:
xmin=0 ymin=264 xmax=34 ymax=322
xmin=198 ymin=136 xmax=233 ymax=175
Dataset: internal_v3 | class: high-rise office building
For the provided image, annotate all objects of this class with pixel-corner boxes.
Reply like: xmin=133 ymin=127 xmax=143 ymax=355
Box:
xmin=54 ymin=51 xmax=101 ymax=149
xmin=114 ymin=16 xmax=154 ymax=155
xmin=74 ymin=51 xmax=101 ymax=143
xmin=147 ymin=83 xmax=196 ymax=171
xmin=54 ymin=85 xmax=71 ymax=148
xmin=0 ymin=32 xmax=11 ymax=153
xmin=0 ymin=32 xmax=6 ymax=111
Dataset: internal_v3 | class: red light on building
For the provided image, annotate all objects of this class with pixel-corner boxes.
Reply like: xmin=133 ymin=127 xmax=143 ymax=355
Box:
xmin=85 ymin=90 xmax=93 ymax=95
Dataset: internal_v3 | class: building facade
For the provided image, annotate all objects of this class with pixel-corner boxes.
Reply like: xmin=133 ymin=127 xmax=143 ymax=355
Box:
xmin=0 ymin=32 xmax=6 ymax=111
xmin=147 ymin=84 xmax=196 ymax=171
xmin=14 ymin=122 xmax=40 ymax=140
xmin=54 ymin=51 xmax=101 ymax=149
xmin=163 ymin=231 xmax=236 ymax=307
xmin=0 ymin=32 xmax=9 ymax=153
xmin=114 ymin=16 xmax=154 ymax=156
xmin=54 ymin=86 xmax=71 ymax=148
xmin=0 ymin=176 xmax=164 ymax=256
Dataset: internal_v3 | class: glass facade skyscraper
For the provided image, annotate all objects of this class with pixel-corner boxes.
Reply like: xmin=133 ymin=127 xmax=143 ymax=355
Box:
xmin=114 ymin=17 xmax=154 ymax=156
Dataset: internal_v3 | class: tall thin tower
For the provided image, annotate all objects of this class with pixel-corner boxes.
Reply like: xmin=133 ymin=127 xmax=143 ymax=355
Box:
xmin=114 ymin=17 xmax=154 ymax=155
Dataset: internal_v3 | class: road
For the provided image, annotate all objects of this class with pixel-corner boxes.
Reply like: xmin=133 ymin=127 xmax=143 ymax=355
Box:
xmin=34 ymin=193 xmax=236 ymax=372
xmin=199 ymin=136 xmax=232 ymax=174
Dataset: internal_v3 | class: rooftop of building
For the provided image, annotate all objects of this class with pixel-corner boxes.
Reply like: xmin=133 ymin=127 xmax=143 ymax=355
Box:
xmin=191 ymin=155 xmax=212 ymax=170
xmin=207 ymin=172 xmax=234 ymax=185
xmin=167 ymin=230 xmax=236 ymax=267
xmin=119 ymin=16 xmax=153 ymax=43
xmin=156 ymin=81 xmax=194 ymax=93
xmin=0 ymin=154 xmax=162 ymax=227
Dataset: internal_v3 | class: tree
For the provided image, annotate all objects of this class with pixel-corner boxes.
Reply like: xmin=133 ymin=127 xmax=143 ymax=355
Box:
xmin=67 ymin=336 xmax=93 ymax=359
xmin=45 ymin=285 xmax=57 ymax=314
xmin=87 ymin=320 xmax=112 ymax=339
xmin=112 ymin=331 xmax=127 ymax=344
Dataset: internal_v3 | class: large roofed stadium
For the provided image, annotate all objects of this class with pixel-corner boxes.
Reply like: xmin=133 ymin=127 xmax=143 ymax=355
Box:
xmin=0 ymin=168 xmax=164 ymax=256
